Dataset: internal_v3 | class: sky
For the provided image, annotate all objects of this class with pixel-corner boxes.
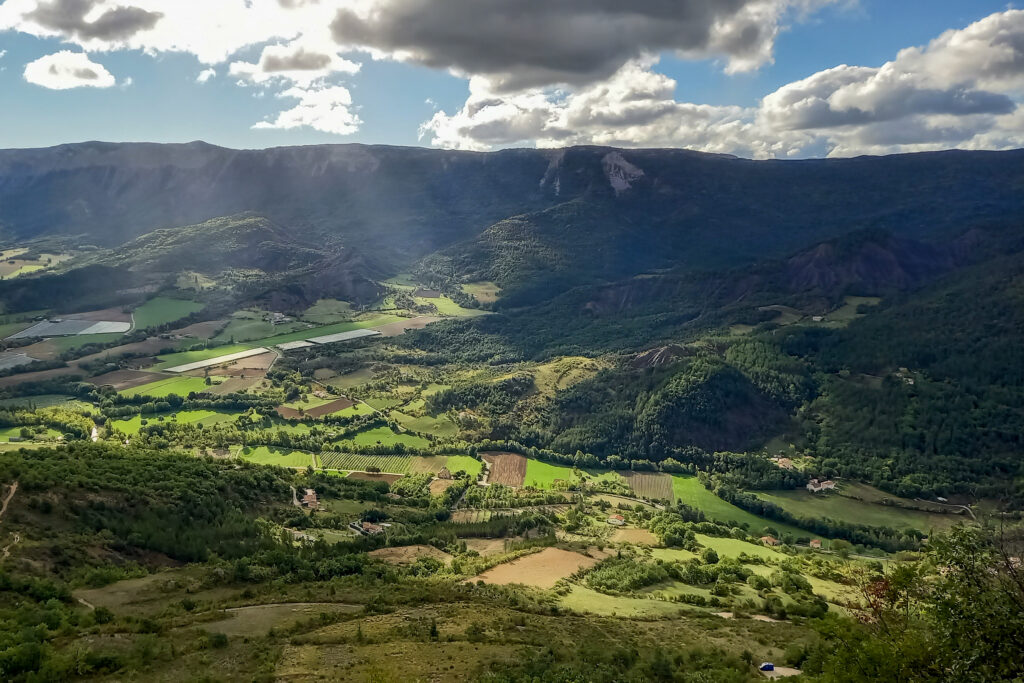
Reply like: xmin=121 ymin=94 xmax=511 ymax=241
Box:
xmin=0 ymin=0 xmax=1022 ymax=158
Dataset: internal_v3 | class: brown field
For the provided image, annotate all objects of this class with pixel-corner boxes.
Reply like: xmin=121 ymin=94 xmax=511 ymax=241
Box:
xmin=87 ymin=369 xmax=166 ymax=390
xmin=610 ymin=527 xmax=660 ymax=545
xmin=462 ymin=538 xmax=515 ymax=557
xmin=622 ymin=471 xmax=674 ymax=502
xmin=276 ymin=397 xmax=354 ymax=420
xmin=347 ymin=472 xmax=403 ymax=485
xmin=312 ymin=368 xmax=337 ymax=380
xmin=205 ymin=376 xmax=264 ymax=395
xmin=471 ymin=547 xmax=600 ymax=588
xmin=209 ymin=351 xmax=276 ymax=377
xmin=368 ymin=544 xmax=453 ymax=566
xmin=482 ymin=452 xmax=527 ymax=487
xmin=429 ymin=478 xmax=459 ymax=496
xmin=375 ymin=315 xmax=441 ymax=337
xmin=0 ymin=366 xmax=83 ymax=387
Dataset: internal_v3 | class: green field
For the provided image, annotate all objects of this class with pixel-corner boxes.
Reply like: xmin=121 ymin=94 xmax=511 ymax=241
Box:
xmin=460 ymin=281 xmax=500 ymax=303
xmin=391 ymin=411 xmax=459 ymax=438
xmin=695 ymin=534 xmax=787 ymax=561
xmin=318 ymin=452 xmax=413 ymax=473
xmin=214 ymin=310 xmax=308 ymax=343
xmin=444 ymin=455 xmax=482 ymax=478
xmin=280 ymin=395 xmax=335 ymax=410
xmin=0 ymin=426 xmax=62 ymax=442
xmin=249 ymin=314 xmax=402 ymax=347
xmin=133 ymin=296 xmax=205 ymax=329
xmin=414 ymin=295 xmax=488 ymax=317
xmin=239 ymin=446 xmax=314 ymax=468
xmin=333 ymin=425 xmax=430 ymax=449
xmin=150 ymin=344 xmax=256 ymax=370
xmin=560 ymin=585 xmax=683 ymax=618
xmin=110 ymin=410 xmax=238 ymax=435
xmin=45 ymin=333 xmax=125 ymax=354
xmin=326 ymin=367 xmax=375 ymax=390
xmin=119 ymin=376 xmax=216 ymax=398
xmin=523 ymin=459 xmax=579 ymax=489
xmin=671 ymin=476 xmax=808 ymax=538
xmin=0 ymin=394 xmax=76 ymax=409
xmin=303 ymin=299 xmax=353 ymax=324
xmin=329 ymin=403 xmax=375 ymax=418
xmin=756 ymin=487 xmax=959 ymax=532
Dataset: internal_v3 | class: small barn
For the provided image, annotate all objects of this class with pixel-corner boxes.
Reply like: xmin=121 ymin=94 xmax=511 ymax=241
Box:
xmin=301 ymin=488 xmax=319 ymax=509
xmin=607 ymin=514 xmax=626 ymax=526
xmin=436 ymin=467 xmax=452 ymax=480
xmin=809 ymin=539 xmax=822 ymax=549
xmin=760 ymin=536 xmax=780 ymax=546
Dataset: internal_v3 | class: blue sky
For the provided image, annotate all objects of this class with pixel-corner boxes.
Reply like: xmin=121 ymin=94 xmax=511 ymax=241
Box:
xmin=0 ymin=0 xmax=1021 ymax=156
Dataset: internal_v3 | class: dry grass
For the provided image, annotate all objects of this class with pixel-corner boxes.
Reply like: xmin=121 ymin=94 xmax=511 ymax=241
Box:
xmin=429 ymin=479 xmax=459 ymax=496
xmin=470 ymin=547 xmax=600 ymax=588
xmin=375 ymin=315 xmax=441 ymax=337
xmin=610 ymin=528 xmax=659 ymax=545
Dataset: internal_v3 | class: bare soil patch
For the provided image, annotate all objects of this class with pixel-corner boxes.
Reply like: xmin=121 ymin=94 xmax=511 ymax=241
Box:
xmin=87 ymin=369 xmax=166 ymax=391
xmin=347 ymin=472 xmax=403 ymax=485
xmin=312 ymin=368 xmax=337 ymax=380
xmin=622 ymin=471 xmax=674 ymax=502
xmin=610 ymin=527 xmax=659 ymax=545
xmin=375 ymin=315 xmax=441 ymax=337
xmin=481 ymin=452 xmax=527 ymax=487
xmin=429 ymin=478 xmax=459 ymax=496
xmin=471 ymin=547 xmax=600 ymax=588
xmin=368 ymin=544 xmax=453 ymax=566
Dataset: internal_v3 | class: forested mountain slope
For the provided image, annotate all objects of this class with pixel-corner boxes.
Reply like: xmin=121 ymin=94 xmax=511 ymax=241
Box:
xmin=3 ymin=142 xmax=1024 ymax=300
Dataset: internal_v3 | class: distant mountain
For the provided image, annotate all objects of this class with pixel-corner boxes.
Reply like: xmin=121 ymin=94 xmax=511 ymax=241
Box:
xmin=2 ymin=142 xmax=1024 ymax=302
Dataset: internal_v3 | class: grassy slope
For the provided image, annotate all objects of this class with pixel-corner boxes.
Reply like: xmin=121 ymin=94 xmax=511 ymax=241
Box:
xmin=671 ymin=476 xmax=808 ymax=538
xmin=133 ymin=296 xmax=205 ymax=329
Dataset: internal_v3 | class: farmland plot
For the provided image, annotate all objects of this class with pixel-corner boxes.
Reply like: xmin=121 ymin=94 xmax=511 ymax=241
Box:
xmin=621 ymin=471 xmax=674 ymax=502
xmin=470 ymin=548 xmax=600 ymax=588
xmin=481 ymin=452 xmax=527 ymax=487
xmin=319 ymin=452 xmax=413 ymax=473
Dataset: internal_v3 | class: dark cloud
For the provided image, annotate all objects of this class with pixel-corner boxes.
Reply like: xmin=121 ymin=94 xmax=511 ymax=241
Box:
xmin=332 ymin=0 xmax=789 ymax=90
xmin=262 ymin=47 xmax=332 ymax=72
xmin=26 ymin=0 xmax=162 ymax=42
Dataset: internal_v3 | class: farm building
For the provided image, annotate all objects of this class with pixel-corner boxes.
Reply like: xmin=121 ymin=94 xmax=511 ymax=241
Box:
xmin=301 ymin=488 xmax=319 ymax=509
xmin=810 ymin=539 xmax=822 ymax=549
xmin=436 ymin=467 xmax=452 ymax=480
xmin=773 ymin=457 xmax=795 ymax=470
xmin=806 ymin=479 xmax=836 ymax=493
xmin=361 ymin=522 xmax=385 ymax=535
xmin=760 ymin=536 xmax=781 ymax=546
xmin=607 ymin=514 xmax=626 ymax=526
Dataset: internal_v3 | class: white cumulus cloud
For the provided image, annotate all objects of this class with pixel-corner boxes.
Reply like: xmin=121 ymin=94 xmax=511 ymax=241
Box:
xmin=253 ymin=84 xmax=362 ymax=135
xmin=23 ymin=49 xmax=116 ymax=89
